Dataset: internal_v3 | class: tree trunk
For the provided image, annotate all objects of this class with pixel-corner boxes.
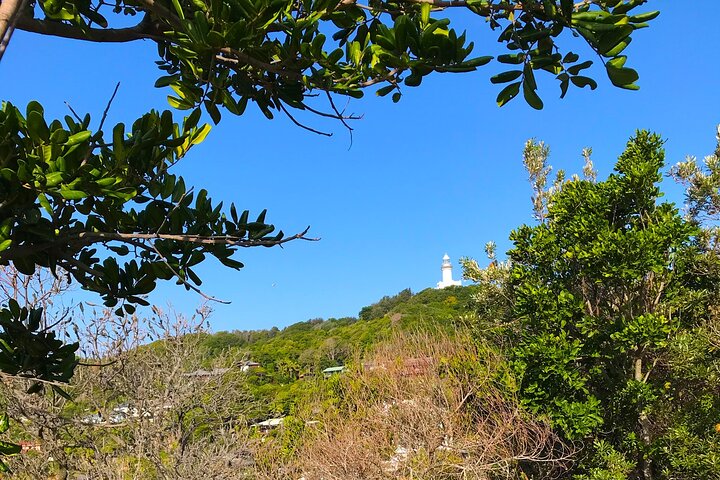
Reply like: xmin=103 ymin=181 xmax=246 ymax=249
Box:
xmin=635 ymin=356 xmax=653 ymax=480
xmin=0 ymin=0 xmax=26 ymax=59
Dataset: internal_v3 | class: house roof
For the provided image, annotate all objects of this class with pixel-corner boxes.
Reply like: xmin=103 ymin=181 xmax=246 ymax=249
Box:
xmin=322 ymin=366 xmax=346 ymax=373
xmin=252 ymin=417 xmax=284 ymax=428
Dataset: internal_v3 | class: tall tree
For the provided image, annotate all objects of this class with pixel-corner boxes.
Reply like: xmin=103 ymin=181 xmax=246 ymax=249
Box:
xmin=504 ymin=132 xmax=720 ymax=478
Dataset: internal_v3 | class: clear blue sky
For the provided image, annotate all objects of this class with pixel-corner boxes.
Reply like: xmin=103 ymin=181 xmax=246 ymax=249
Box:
xmin=2 ymin=2 xmax=719 ymax=331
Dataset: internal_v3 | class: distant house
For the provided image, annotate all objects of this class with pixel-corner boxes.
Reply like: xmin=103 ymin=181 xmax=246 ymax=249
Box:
xmin=19 ymin=441 xmax=42 ymax=453
xmin=80 ymin=412 xmax=103 ymax=425
xmin=238 ymin=361 xmax=261 ymax=372
xmin=251 ymin=417 xmax=284 ymax=432
xmin=322 ymin=366 xmax=346 ymax=377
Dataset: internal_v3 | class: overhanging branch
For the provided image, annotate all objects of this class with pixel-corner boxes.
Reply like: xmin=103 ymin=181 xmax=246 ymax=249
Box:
xmin=15 ymin=14 xmax=162 ymax=43
xmin=0 ymin=227 xmax=318 ymax=264
xmin=71 ymin=227 xmax=318 ymax=247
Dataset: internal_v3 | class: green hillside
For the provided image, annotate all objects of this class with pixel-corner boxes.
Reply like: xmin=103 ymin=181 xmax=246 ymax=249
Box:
xmin=198 ymin=285 xmax=480 ymax=416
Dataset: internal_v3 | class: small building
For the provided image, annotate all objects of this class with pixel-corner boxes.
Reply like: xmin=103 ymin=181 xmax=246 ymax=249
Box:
xmin=251 ymin=417 xmax=284 ymax=432
xmin=436 ymin=254 xmax=461 ymax=289
xmin=322 ymin=366 xmax=346 ymax=377
xmin=239 ymin=361 xmax=261 ymax=372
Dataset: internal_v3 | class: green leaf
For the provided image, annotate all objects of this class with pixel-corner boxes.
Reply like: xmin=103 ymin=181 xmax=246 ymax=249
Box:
xmin=205 ymin=100 xmax=222 ymax=124
xmin=496 ymin=81 xmax=521 ymax=107
xmin=191 ymin=124 xmax=212 ymax=145
xmin=420 ymin=2 xmax=430 ymax=26
xmin=185 ymin=108 xmax=202 ymax=130
xmin=567 ymin=60 xmax=593 ymax=76
xmin=27 ymin=111 xmax=50 ymax=142
xmin=376 ymin=85 xmax=395 ymax=97
xmin=112 ymin=123 xmax=126 ymax=161
xmin=560 ymin=0 xmax=573 ymax=20
xmin=597 ymin=25 xmax=633 ymax=56
xmin=522 ymin=80 xmax=544 ymax=110
xmin=404 ymin=74 xmax=422 ymax=87
xmin=606 ymin=60 xmax=639 ymax=89
xmin=65 ymin=130 xmax=91 ymax=146
xmin=0 ymin=414 xmax=8 ymax=433
xmin=155 ymin=75 xmax=181 ymax=88
xmin=563 ymin=52 xmax=580 ymax=63
xmin=84 ymin=9 xmax=108 ymax=27
xmin=171 ymin=0 xmax=185 ymax=19
xmin=460 ymin=56 xmax=493 ymax=68
xmin=37 ymin=192 xmax=52 ymax=215
xmin=497 ymin=53 xmax=525 ymax=65
xmin=59 ymin=189 xmax=88 ymax=200
xmin=0 ymin=441 xmax=20 ymax=455
xmin=629 ymin=11 xmax=660 ymax=23
xmin=491 ymin=70 xmax=523 ymax=84
xmin=570 ymin=76 xmax=598 ymax=90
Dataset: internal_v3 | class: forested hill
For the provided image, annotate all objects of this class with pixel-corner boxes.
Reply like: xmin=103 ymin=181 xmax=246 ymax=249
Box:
xmin=197 ymin=285 xmax=480 ymax=415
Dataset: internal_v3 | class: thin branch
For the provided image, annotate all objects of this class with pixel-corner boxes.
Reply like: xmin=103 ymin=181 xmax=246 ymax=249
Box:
xmin=0 ymin=372 xmax=69 ymax=388
xmin=98 ymin=82 xmax=121 ymax=134
xmin=71 ymin=227 xmax=318 ymax=247
xmin=216 ymin=48 xmax=302 ymax=79
xmin=149 ymin=242 xmax=231 ymax=304
xmin=64 ymin=101 xmax=83 ymax=123
xmin=59 ymin=254 xmax=105 ymax=279
xmin=357 ymin=68 xmax=400 ymax=87
xmin=156 ymin=188 xmax=193 ymax=234
xmin=325 ymin=90 xmax=354 ymax=146
xmin=78 ymin=359 xmax=118 ymax=367
xmin=278 ymin=101 xmax=333 ymax=137
xmin=135 ymin=0 xmax=183 ymax=30
xmin=300 ymin=102 xmax=361 ymax=122
xmin=0 ymin=226 xmax=317 ymax=264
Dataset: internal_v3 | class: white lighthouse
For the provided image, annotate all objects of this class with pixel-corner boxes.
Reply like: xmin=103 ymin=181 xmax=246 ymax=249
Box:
xmin=436 ymin=254 xmax=461 ymax=289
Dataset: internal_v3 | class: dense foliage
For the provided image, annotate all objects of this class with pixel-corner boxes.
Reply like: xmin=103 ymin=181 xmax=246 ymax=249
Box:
xmin=199 ymin=284 xmax=478 ymax=415
xmin=466 ymin=131 xmax=720 ymax=479
xmin=5 ymin=0 xmax=660 ymax=115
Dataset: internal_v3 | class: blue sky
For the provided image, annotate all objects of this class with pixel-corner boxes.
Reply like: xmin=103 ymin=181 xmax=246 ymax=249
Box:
xmin=2 ymin=2 xmax=719 ymax=331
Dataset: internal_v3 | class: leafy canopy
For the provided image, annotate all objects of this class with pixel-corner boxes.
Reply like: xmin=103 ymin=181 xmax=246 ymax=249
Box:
xmin=6 ymin=0 xmax=661 ymax=115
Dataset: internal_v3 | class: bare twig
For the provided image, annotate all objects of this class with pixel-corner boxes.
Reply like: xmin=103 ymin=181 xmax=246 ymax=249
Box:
xmin=64 ymin=101 xmax=84 ymax=123
xmin=149 ymin=242 xmax=232 ymax=304
xmin=98 ymin=82 xmax=121 ymax=134
xmin=278 ymin=101 xmax=333 ymax=137
xmin=325 ymin=91 xmax=355 ymax=146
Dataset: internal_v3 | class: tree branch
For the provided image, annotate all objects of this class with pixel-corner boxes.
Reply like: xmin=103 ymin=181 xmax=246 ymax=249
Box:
xmin=0 ymin=0 xmax=29 ymax=60
xmin=71 ymin=227 xmax=318 ymax=247
xmin=15 ymin=14 xmax=162 ymax=42
xmin=216 ymin=48 xmax=303 ymax=79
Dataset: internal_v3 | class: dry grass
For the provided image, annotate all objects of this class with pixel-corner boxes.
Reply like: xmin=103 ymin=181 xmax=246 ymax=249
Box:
xmin=259 ymin=331 xmax=572 ymax=480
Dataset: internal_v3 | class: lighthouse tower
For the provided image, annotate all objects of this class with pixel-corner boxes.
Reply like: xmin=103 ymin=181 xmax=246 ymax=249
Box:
xmin=436 ymin=254 xmax=462 ymax=289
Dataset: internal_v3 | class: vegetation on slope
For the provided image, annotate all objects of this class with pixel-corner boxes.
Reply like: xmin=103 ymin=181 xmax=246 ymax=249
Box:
xmin=198 ymin=284 xmax=481 ymax=416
